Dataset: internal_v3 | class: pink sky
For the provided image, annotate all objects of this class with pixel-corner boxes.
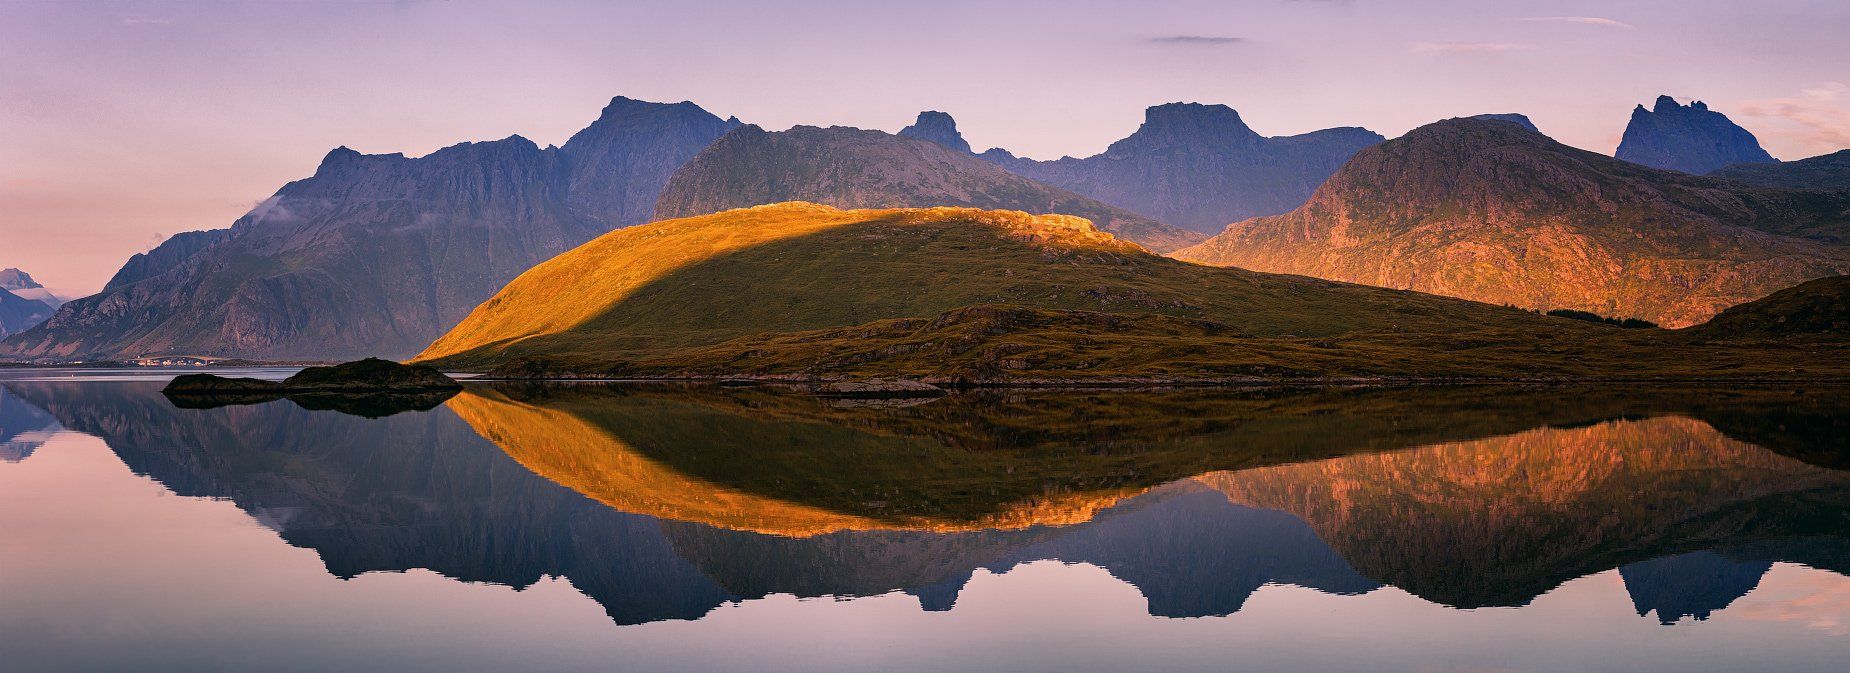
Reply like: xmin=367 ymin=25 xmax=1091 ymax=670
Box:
xmin=4 ymin=0 xmax=1848 ymax=297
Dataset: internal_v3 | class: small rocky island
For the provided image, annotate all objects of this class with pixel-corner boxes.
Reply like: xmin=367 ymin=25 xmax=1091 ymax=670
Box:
xmin=164 ymin=358 xmax=462 ymax=395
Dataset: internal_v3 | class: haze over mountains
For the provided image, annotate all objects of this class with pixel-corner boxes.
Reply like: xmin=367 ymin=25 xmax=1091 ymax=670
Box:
xmin=1177 ymin=118 xmax=1850 ymax=327
xmin=0 ymin=269 xmax=60 ymax=339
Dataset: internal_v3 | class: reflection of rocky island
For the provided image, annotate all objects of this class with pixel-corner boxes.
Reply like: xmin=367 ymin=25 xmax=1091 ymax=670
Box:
xmin=6 ymin=380 xmax=1847 ymax=626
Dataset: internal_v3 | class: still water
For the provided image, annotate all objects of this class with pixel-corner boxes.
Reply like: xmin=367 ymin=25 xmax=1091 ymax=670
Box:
xmin=2 ymin=369 xmax=1846 ymax=672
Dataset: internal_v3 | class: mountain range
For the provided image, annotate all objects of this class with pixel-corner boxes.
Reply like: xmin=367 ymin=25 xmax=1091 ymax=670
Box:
xmin=1616 ymin=96 xmax=1778 ymax=174
xmin=950 ymin=103 xmax=1385 ymax=234
xmin=1176 ymin=117 xmax=1850 ymax=327
xmin=0 ymin=97 xmax=738 ymax=360
xmin=652 ymin=124 xmax=1203 ymax=251
xmin=3 ymin=93 xmax=1847 ymax=364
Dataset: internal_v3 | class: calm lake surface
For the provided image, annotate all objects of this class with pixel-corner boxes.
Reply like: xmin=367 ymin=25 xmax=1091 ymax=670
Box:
xmin=2 ymin=369 xmax=1846 ymax=673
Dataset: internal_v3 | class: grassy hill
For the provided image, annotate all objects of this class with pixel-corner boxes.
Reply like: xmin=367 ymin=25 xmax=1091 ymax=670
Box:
xmin=414 ymin=203 xmax=1847 ymax=382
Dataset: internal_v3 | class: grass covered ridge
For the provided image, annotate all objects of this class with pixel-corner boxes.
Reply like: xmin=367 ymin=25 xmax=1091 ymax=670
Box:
xmin=416 ymin=203 xmax=1849 ymax=383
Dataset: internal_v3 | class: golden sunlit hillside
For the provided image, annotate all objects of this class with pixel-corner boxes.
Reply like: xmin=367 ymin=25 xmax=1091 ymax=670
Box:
xmin=415 ymin=203 xmax=1848 ymax=382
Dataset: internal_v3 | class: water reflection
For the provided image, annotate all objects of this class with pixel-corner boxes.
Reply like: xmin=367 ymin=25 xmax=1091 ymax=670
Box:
xmin=1 ymin=380 xmax=1846 ymax=638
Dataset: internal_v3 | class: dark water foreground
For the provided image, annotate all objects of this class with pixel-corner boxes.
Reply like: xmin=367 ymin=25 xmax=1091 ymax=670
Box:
xmin=1 ymin=369 xmax=1846 ymax=673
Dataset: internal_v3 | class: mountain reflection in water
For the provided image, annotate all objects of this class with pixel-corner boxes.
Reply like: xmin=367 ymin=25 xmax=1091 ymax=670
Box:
xmin=2 ymin=380 xmax=1846 ymax=630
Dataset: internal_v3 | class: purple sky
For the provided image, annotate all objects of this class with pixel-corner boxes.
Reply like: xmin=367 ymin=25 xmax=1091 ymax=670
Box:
xmin=4 ymin=0 xmax=1848 ymax=297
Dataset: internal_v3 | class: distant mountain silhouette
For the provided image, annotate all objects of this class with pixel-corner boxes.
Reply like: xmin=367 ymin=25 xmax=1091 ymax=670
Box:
xmin=1619 ymin=551 xmax=1772 ymax=624
xmin=0 ymin=268 xmax=60 ymax=339
xmin=1616 ymin=96 xmax=1777 ymax=173
xmin=1 ymin=96 xmax=738 ymax=361
xmin=1710 ymin=149 xmax=1850 ymax=190
xmin=897 ymin=111 xmax=972 ymax=153
xmin=0 ymin=287 xmax=55 ymax=341
xmin=652 ymin=126 xmax=1203 ymax=251
xmin=979 ymin=103 xmax=1384 ymax=233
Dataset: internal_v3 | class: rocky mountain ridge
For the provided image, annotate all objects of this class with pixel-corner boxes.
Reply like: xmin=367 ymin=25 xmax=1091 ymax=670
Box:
xmin=1616 ymin=95 xmax=1777 ymax=173
xmin=975 ymin=103 xmax=1385 ymax=233
xmin=652 ymin=125 xmax=1203 ymax=251
xmin=1 ymin=97 xmax=740 ymax=360
xmin=1176 ymin=118 xmax=1850 ymax=327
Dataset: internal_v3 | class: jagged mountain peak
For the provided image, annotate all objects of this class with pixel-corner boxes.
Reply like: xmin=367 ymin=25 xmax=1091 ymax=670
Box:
xmin=0 ymin=268 xmax=43 ymax=291
xmin=1617 ymin=94 xmax=1776 ymax=173
xmin=897 ymin=110 xmax=972 ymax=153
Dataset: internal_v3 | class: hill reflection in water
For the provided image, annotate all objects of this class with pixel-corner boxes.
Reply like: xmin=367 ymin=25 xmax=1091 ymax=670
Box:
xmin=4 ymin=380 xmax=1846 ymax=627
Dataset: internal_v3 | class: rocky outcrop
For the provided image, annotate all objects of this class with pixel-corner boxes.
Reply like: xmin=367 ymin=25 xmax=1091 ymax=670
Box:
xmin=164 ymin=358 xmax=460 ymax=395
xmin=1176 ymin=118 xmax=1850 ymax=327
xmin=103 ymin=229 xmax=234 ymax=290
xmin=1616 ymin=95 xmax=1777 ymax=173
xmin=1710 ymin=149 xmax=1850 ymax=190
xmin=652 ymin=125 xmax=1203 ymax=251
xmin=896 ymin=111 xmax=972 ymax=153
xmin=981 ymin=103 xmax=1384 ymax=233
xmin=1 ymin=97 xmax=739 ymax=361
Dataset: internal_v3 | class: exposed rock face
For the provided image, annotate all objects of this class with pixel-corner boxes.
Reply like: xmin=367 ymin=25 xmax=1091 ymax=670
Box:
xmin=0 ymin=97 xmax=738 ymax=361
xmin=1710 ymin=149 xmax=1850 ymax=190
xmin=652 ymin=125 xmax=1203 ymax=251
xmin=1616 ymin=96 xmax=1777 ymax=173
xmin=560 ymin=96 xmax=742 ymax=227
xmin=103 ymin=229 xmax=234 ymax=290
xmin=980 ymin=103 xmax=1384 ymax=233
xmin=897 ymin=111 xmax=972 ymax=153
xmin=1176 ymin=118 xmax=1850 ymax=327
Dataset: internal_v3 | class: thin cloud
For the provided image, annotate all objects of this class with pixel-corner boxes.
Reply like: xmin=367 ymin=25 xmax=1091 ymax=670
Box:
xmin=1523 ymin=16 xmax=1633 ymax=29
xmin=1738 ymin=94 xmax=1850 ymax=152
xmin=119 ymin=15 xmax=173 ymax=26
xmin=1801 ymin=82 xmax=1847 ymax=102
xmin=1411 ymin=42 xmax=1535 ymax=54
xmin=1147 ymin=35 xmax=1245 ymax=45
